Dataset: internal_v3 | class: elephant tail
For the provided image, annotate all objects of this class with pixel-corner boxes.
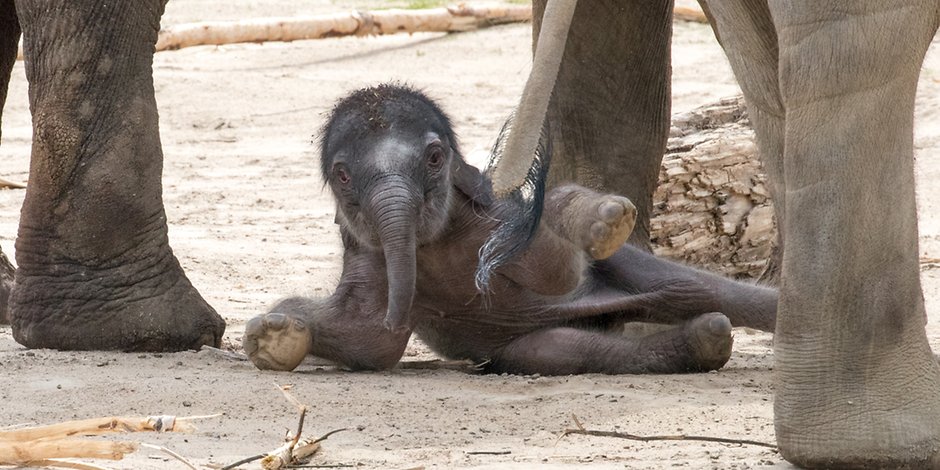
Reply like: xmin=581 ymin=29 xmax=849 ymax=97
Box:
xmin=475 ymin=114 xmax=552 ymax=294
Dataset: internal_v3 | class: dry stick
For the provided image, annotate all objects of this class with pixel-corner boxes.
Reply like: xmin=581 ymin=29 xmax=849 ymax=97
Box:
xmin=0 ymin=415 xmax=214 ymax=442
xmin=310 ymin=428 xmax=348 ymax=444
xmin=287 ymin=465 xmax=354 ymax=469
xmin=220 ymin=429 xmax=348 ymax=470
xmin=0 ymin=439 xmax=138 ymax=464
xmin=222 ymin=384 xmax=348 ymax=470
xmin=673 ymin=6 xmax=708 ymax=23
xmin=0 ymin=415 xmax=217 ymax=467
xmin=14 ymin=459 xmax=115 ymax=470
xmin=562 ymin=414 xmax=776 ymax=450
xmin=562 ymin=428 xmax=778 ymax=450
xmin=290 ymin=404 xmax=307 ymax=449
xmin=396 ymin=358 xmax=485 ymax=372
xmin=220 ymin=454 xmax=266 ymax=470
xmin=0 ymin=177 xmax=26 ymax=189
xmin=276 ymin=383 xmax=307 ymax=414
xmin=139 ymin=443 xmax=199 ymax=470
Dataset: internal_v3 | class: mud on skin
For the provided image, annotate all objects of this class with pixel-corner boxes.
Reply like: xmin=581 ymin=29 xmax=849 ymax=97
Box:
xmin=243 ymin=84 xmax=777 ymax=375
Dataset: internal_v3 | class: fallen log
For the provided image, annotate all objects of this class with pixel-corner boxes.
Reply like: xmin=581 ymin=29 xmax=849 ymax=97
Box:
xmin=673 ymin=6 xmax=708 ymax=23
xmin=154 ymin=4 xmax=531 ymax=51
xmin=651 ymin=95 xmax=776 ymax=279
xmin=14 ymin=3 xmax=709 ymax=59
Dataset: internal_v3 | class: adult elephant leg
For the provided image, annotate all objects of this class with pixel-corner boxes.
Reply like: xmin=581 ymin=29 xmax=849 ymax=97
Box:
xmin=698 ymin=0 xmax=784 ymax=283
xmin=770 ymin=2 xmax=940 ymax=466
xmin=0 ymin=0 xmax=19 ymax=325
xmin=533 ymin=0 xmax=672 ymax=248
xmin=10 ymin=0 xmax=225 ymax=351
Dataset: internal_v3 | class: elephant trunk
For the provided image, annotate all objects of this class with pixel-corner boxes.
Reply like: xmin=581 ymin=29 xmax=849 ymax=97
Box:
xmin=370 ymin=179 xmax=419 ymax=333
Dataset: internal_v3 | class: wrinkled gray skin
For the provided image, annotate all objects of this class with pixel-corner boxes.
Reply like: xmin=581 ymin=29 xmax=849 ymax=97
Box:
xmin=511 ymin=0 xmax=940 ymax=467
xmin=242 ymin=84 xmax=777 ymax=376
xmin=0 ymin=0 xmax=225 ymax=350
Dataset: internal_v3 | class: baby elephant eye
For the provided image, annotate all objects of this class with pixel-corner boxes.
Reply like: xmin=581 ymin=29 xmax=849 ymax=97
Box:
xmin=427 ymin=147 xmax=445 ymax=169
xmin=334 ymin=165 xmax=351 ymax=185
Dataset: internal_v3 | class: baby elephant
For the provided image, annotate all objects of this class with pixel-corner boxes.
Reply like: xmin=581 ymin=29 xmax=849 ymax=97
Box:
xmin=243 ymin=84 xmax=777 ymax=375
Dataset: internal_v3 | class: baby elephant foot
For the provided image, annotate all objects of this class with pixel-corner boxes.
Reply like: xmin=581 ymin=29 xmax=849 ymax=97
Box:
xmin=545 ymin=185 xmax=637 ymax=260
xmin=683 ymin=312 xmax=734 ymax=372
xmin=243 ymin=313 xmax=312 ymax=371
xmin=587 ymin=195 xmax=637 ymax=260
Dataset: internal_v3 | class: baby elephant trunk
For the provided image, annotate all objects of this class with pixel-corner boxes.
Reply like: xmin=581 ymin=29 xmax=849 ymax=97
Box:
xmin=370 ymin=179 xmax=419 ymax=333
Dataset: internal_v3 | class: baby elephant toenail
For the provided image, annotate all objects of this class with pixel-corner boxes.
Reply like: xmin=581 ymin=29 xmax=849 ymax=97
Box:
xmin=708 ymin=314 xmax=733 ymax=336
xmin=263 ymin=313 xmax=289 ymax=329
xmin=598 ymin=201 xmax=626 ymax=221
xmin=591 ymin=221 xmax=611 ymax=241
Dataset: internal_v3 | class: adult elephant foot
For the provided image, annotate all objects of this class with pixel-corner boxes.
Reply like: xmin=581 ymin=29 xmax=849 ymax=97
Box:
xmin=774 ymin=324 xmax=940 ymax=467
xmin=11 ymin=246 xmax=224 ymax=351
xmin=7 ymin=0 xmax=225 ymax=351
xmin=764 ymin=2 xmax=940 ymax=464
xmin=243 ymin=312 xmax=311 ymax=371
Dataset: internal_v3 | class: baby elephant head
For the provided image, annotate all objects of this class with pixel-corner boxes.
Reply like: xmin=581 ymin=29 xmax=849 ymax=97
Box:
xmin=320 ymin=84 xmax=492 ymax=332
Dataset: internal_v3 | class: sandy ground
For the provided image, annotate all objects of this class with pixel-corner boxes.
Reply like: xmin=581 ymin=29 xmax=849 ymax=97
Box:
xmin=1 ymin=2 xmax=939 ymax=468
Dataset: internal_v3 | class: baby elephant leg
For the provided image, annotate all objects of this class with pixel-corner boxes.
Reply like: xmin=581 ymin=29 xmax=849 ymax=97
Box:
xmin=544 ymin=184 xmax=637 ymax=260
xmin=487 ymin=312 xmax=733 ymax=375
xmin=243 ymin=312 xmax=312 ymax=371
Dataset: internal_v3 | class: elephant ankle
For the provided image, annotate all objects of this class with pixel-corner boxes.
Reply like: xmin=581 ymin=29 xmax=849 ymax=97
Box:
xmin=774 ymin=336 xmax=940 ymax=467
xmin=10 ymin=255 xmax=224 ymax=351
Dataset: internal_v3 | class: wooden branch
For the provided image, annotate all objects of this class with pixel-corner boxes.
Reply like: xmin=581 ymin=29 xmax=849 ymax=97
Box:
xmin=0 ymin=416 xmax=197 ymax=442
xmin=154 ymin=5 xmax=531 ymax=52
xmin=0 ymin=439 xmax=138 ymax=464
xmin=0 ymin=176 xmax=26 ymax=189
xmin=561 ymin=414 xmax=776 ymax=450
xmin=12 ymin=459 xmax=116 ymax=470
xmin=224 ymin=384 xmax=348 ymax=470
xmin=139 ymin=443 xmax=198 ymax=470
xmin=563 ymin=428 xmax=777 ymax=449
xmin=396 ymin=358 xmax=486 ymax=372
xmin=0 ymin=415 xmax=215 ymax=467
xmin=673 ymin=6 xmax=708 ymax=23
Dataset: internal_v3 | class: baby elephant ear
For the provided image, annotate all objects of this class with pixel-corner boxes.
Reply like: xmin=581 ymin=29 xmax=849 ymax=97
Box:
xmin=452 ymin=156 xmax=494 ymax=207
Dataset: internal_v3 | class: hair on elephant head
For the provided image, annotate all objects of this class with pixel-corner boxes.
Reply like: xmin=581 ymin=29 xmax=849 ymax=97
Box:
xmin=319 ymin=84 xmax=492 ymax=331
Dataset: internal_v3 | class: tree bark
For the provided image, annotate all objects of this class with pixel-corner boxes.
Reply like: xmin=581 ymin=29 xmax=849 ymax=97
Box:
xmin=651 ymin=96 xmax=776 ymax=279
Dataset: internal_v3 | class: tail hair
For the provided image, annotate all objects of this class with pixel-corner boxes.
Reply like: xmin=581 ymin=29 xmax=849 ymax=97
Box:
xmin=474 ymin=113 xmax=552 ymax=293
